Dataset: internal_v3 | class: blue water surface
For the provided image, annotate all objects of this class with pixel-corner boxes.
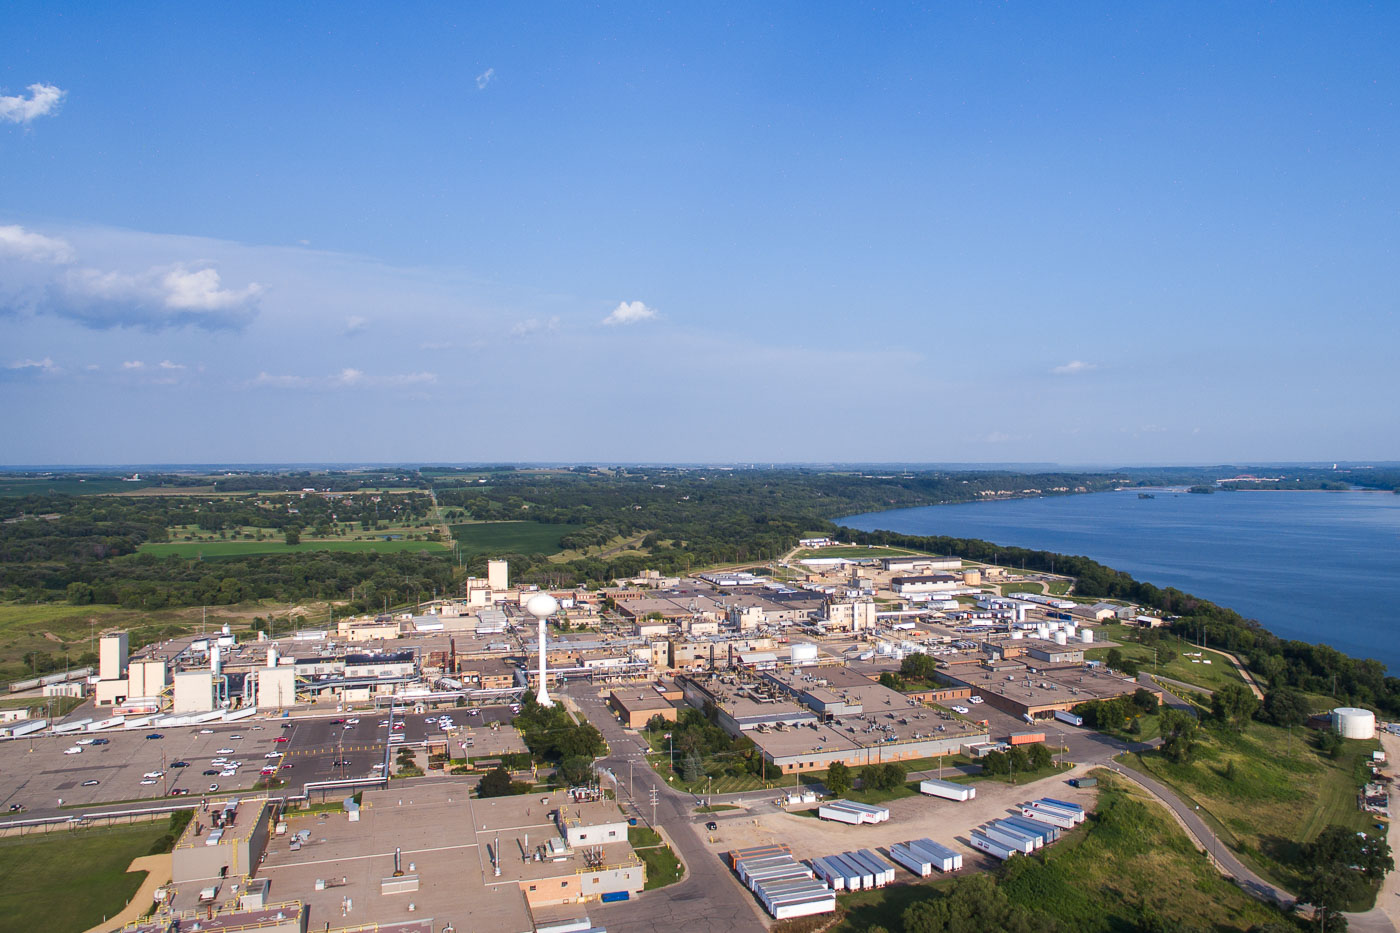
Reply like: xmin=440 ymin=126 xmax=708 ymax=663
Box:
xmin=841 ymin=489 xmax=1400 ymax=673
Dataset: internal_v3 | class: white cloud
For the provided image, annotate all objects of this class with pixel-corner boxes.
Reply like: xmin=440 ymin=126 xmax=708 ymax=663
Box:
xmin=476 ymin=68 xmax=495 ymax=90
xmin=0 ymin=83 xmax=66 ymax=124
xmin=122 ymin=360 xmax=145 ymax=369
xmin=49 ymin=263 xmax=263 ymax=330
xmin=0 ymin=225 xmax=75 ymax=264
xmin=602 ymin=300 xmax=658 ymax=326
xmin=158 ymin=360 xmax=186 ymax=370
xmin=510 ymin=316 xmax=560 ymax=337
xmin=6 ymin=357 xmax=59 ymax=374
xmin=343 ymin=315 xmax=368 ymax=335
xmin=252 ymin=368 xmax=436 ymax=390
xmin=1051 ymin=360 xmax=1096 ymax=375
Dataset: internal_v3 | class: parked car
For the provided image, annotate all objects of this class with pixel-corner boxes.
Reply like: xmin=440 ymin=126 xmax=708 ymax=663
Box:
xmin=345 ymin=718 xmax=359 ymax=724
xmin=90 ymin=738 xmax=109 ymax=745
xmin=63 ymin=746 xmax=83 ymax=755
xmin=279 ymin=763 xmax=294 ymax=770
xmin=145 ymin=733 xmax=164 ymax=740
xmin=264 ymin=752 xmax=281 ymax=759
xmin=76 ymin=738 xmax=96 ymax=746
xmin=8 ymin=804 xmax=25 ymax=812
xmin=203 ymin=770 xmax=219 ymax=776
xmin=216 ymin=748 xmax=235 ymax=754
xmin=281 ymin=722 xmax=294 ymax=729
xmin=171 ymin=761 xmax=189 ymax=768
xmin=199 ymin=729 xmax=214 ymax=734
xmin=208 ymin=783 xmax=220 ymax=792
xmin=139 ymin=779 xmax=158 ymax=786
xmin=169 ymin=788 xmax=190 ymax=796
xmin=229 ymin=734 xmax=243 ymax=740
xmin=274 ymin=736 xmax=289 ymax=743
xmin=81 ymin=779 xmax=100 ymax=787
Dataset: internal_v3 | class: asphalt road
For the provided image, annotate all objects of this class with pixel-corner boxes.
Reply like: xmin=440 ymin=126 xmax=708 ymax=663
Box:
xmin=564 ymin=685 xmax=769 ymax=933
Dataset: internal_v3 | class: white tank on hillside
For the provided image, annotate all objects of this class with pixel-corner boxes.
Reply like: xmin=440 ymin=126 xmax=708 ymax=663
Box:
xmin=1333 ymin=707 xmax=1376 ymax=740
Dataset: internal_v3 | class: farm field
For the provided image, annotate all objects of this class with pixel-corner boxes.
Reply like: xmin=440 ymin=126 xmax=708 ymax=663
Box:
xmin=0 ymin=476 xmax=153 ymax=496
xmin=138 ymin=538 xmax=447 ymax=558
xmin=0 ymin=821 xmax=173 ymax=933
xmin=450 ymin=521 xmax=566 ymax=558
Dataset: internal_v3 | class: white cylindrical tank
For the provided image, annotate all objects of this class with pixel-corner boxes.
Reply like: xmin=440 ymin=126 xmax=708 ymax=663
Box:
xmin=210 ymin=643 xmax=222 ymax=676
xmin=1065 ymin=624 xmax=1077 ymax=638
xmin=1333 ymin=707 xmax=1376 ymax=740
xmin=1036 ymin=625 xmax=1050 ymax=639
xmin=791 ymin=643 xmax=819 ymax=664
xmin=1054 ymin=632 xmax=1068 ymax=646
xmin=267 ymin=644 xmax=279 ymax=669
xmin=1010 ymin=632 xmax=1024 ymax=640
xmin=1080 ymin=629 xmax=1094 ymax=644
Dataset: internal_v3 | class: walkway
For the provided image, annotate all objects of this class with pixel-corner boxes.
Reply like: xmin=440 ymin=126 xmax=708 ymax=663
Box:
xmin=82 ymin=853 xmax=171 ymax=933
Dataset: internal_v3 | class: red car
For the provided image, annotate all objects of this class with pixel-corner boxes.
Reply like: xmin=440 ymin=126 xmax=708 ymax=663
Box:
xmin=274 ymin=736 xmax=289 ymax=743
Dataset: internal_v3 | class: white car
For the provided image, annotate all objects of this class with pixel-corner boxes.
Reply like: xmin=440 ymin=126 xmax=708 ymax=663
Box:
xmin=377 ymin=720 xmax=389 ymax=727
xmin=76 ymin=737 xmax=96 ymax=745
xmin=968 ymin=696 xmax=984 ymax=704
xmin=199 ymin=729 xmax=214 ymax=734
xmin=139 ymin=779 xmax=158 ymax=785
xmin=264 ymin=752 xmax=281 ymax=759
xmin=345 ymin=718 xmax=359 ymax=724
xmin=220 ymin=769 xmax=237 ymax=777
xmin=229 ymin=734 xmax=243 ymax=740
xmin=143 ymin=771 xmax=165 ymax=779
xmin=208 ymin=783 xmax=220 ymax=792
xmin=216 ymin=748 xmax=235 ymax=754
xmin=63 ymin=746 xmax=83 ymax=755
xmin=952 ymin=705 xmax=970 ymax=714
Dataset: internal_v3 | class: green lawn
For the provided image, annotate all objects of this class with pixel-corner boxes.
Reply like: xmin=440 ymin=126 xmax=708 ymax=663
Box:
xmin=830 ymin=771 xmax=1293 ymax=933
xmin=0 ymin=822 xmax=171 ymax=933
xmin=139 ymin=538 xmax=447 ymax=558
xmin=449 ymin=521 xmax=567 ymax=558
xmin=1125 ymin=719 xmax=1380 ymax=901
xmin=636 ymin=842 xmax=684 ymax=890
xmin=791 ymin=545 xmax=926 ymax=560
xmin=1087 ymin=625 xmax=1249 ymax=694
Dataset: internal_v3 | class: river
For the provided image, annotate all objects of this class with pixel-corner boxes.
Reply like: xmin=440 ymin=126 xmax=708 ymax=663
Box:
xmin=840 ymin=488 xmax=1400 ymax=673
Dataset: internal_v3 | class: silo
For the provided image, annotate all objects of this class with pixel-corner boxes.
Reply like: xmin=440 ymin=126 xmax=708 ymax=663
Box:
xmin=1010 ymin=631 xmax=1024 ymax=640
xmin=1054 ymin=632 xmax=1068 ymax=646
xmin=1332 ymin=707 xmax=1376 ymax=740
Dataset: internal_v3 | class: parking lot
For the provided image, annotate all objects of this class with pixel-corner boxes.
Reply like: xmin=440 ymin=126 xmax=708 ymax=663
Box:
xmin=0 ymin=703 xmax=521 ymax=817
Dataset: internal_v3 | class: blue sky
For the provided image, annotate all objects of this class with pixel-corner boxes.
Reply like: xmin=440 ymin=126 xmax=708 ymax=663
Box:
xmin=1 ymin=2 xmax=1396 ymax=465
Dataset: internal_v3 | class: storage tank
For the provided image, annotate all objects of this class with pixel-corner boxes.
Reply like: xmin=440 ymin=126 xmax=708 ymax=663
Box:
xmin=1064 ymin=624 xmax=1077 ymax=638
xmin=1054 ymin=632 xmax=1068 ymax=646
xmin=267 ymin=644 xmax=279 ymax=669
xmin=790 ymin=643 xmax=819 ymax=665
xmin=1036 ymin=625 xmax=1050 ymax=639
xmin=1332 ymin=707 xmax=1376 ymax=740
xmin=1080 ymin=629 xmax=1094 ymax=644
xmin=1010 ymin=631 xmax=1024 ymax=640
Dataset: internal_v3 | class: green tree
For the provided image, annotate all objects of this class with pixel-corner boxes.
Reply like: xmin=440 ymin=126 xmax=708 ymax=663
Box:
xmin=1260 ymin=687 xmax=1310 ymax=727
xmin=1210 ymin=683 xmax=1260 ymax=731
xmin=1132 ymin=688 xmax=1159 ymax=713
xmin=1027 ymin=742 xmax=1053 ymax=769
xmin=902 ymin=872 xmax=1055 ymax=933
xmin=477 ymin=766 xmax=514 ymax=798
xmin=284 ymin=527 xmax=300 ymax=546
xmin=1105 ymin=648 xmax=1125 ymax=670
xmin=682 ymin=750 xmax=703 ymax=783
xmin=557 ymin=755 xmax=593 ymax=787
xmin=825 ymin=761 xmax=852 ymax=796
xmin=1159 ymin=708 xmax=1200 ymax=763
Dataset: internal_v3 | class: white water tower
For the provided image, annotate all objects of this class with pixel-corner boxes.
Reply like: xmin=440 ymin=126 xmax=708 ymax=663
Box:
xmin=526 ymin=593 xmax=560 ymax=708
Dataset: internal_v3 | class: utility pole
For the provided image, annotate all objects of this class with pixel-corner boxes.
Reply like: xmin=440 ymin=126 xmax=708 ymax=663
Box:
xmin=649 ymin=787 xmax=658 ymax=827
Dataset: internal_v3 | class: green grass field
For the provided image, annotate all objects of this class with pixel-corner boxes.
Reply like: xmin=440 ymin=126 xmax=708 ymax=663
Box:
xmin=791 ymin=545 xmax=927 ymax=560
xmin=0 ymin=822 xmax=171 ymax=933
xmin=1088 ymin=624 xmax=1249 ymax=694
xmin=138 ymin=538 xmax=447 ymax=558
xmin=1125 ymin=719 xmax=1380 ymax=900
xmin=450 ymin=521 xmax=567 ymax=558
xmin=830 ymin=771 xmax=1292 ymax=933
xmin=0 ymin=476 xmax=153 ymax=496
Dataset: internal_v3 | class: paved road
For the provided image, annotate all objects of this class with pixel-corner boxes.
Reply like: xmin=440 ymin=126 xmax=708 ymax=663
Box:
xmin=564 ymin=686 xmax=769 ymax=933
